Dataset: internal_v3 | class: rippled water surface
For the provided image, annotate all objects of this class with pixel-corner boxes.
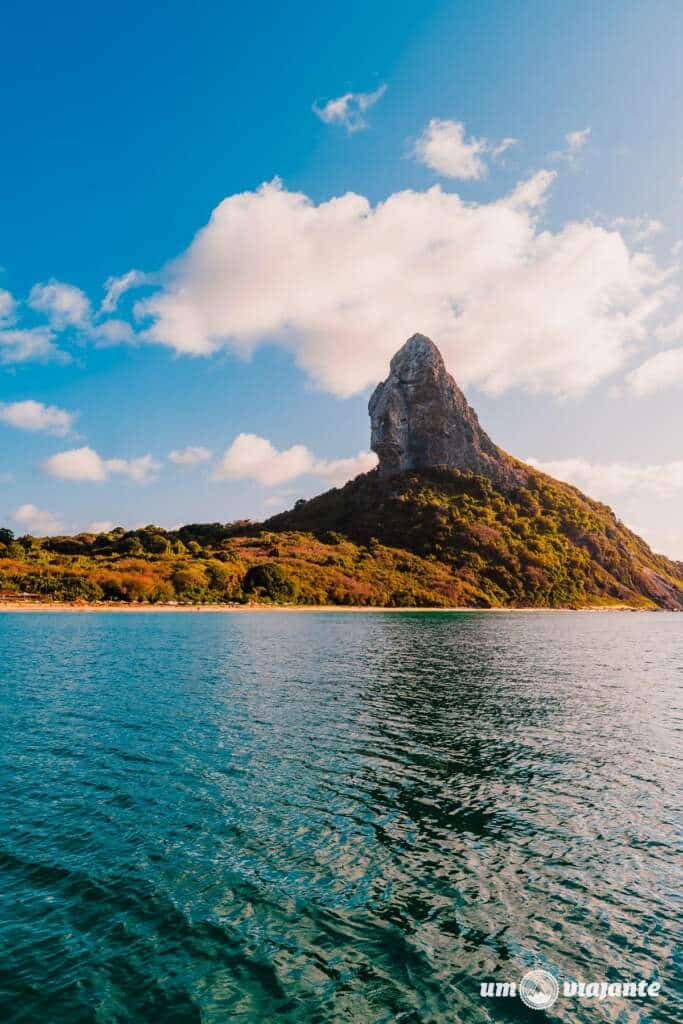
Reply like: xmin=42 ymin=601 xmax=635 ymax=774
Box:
xmin=0 ymin=611 xmax=681 ymax=1023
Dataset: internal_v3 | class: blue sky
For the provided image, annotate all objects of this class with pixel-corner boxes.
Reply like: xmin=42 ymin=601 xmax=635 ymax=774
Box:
xmin=2 ymin=0 xmax=683 ymax=554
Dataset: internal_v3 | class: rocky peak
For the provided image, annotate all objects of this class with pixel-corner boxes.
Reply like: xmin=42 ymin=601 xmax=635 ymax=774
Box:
xmin=369 ymin=333 xmax=526 ymax=491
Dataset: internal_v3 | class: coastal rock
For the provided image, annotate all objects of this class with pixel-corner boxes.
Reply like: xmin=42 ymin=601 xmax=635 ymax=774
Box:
xmin=369 ymin=334 xmax=527 ymax=490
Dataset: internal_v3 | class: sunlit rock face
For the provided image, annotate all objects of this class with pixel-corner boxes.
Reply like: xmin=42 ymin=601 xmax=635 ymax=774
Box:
xmin=369 ymin=333 xmax=527 ymax=490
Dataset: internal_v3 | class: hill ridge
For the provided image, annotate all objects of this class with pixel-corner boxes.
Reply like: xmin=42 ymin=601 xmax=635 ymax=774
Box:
xmin=1 ymin=334 xmax=681 ymax=609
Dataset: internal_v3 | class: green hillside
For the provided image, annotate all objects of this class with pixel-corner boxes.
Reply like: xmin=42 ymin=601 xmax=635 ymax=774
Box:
xmin=265 ymin=464 xmax=683 ymax=609
xmin=2 ymin=463 xmax=681 ymax=609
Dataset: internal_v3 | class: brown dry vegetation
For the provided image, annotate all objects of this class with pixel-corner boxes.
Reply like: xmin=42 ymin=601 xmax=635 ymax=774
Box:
xmin=1 ymin=466 xmax=682 ymax=609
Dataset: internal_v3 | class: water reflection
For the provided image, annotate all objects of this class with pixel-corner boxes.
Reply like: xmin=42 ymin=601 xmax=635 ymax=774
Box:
xmin=0 ymin=611 xmax=680 ymax=1022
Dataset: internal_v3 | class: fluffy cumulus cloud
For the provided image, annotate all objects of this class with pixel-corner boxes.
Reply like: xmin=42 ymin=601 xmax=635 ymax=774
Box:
xmin=89 ymin=319 xmax=136 ymax=346
xmin=412 ymin=119 xmax=490 ymax=180
xmin=527 ymin=456 xmax=683 ymax=499
xmin=0 ymin=272 xmax=135 ymax=363
xmin=318 ymin=450 xmax=379 ymax=485
xmin=0 ymin=282 xmax=64 ymax=364
xmin=627 ymin=347 xmax=683 ymax=395
xmin=0 ymin=288 xmax=17 ymax=325
xmin=29 ymin=280 xmax=91 ymax=328
xmin=412 ymin=120 xmax=519 ymax=179
xmin=0 ymin=400 xmax=76 ymax=436
xmin=655 ymin=311 xmax=683 ymax=345
xmin=168 ymin=445 xmax=212 ymax=465
xmin=136 ymin=176 xmax=670 ymax=398
xmin=612 ymin=216 xmax=664 ymax=245
xmin=42 ymin=446 xmax=160 ymax=483
xmin=2 ymin=278 xmax=136 ymax=358
xmin=313 ymin=84 xmax=386 ymax=132
xmin=0 ymin=327 xmax=64 ymax=365
xmin=213 ymin=433 xmax=376 ymax=486
xmin=13 ymin=503 xmax=63 ymax=536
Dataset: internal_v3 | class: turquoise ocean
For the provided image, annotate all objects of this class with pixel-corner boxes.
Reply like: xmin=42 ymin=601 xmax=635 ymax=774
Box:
xmin=0 ymin=611 xmax=680 ymax=1022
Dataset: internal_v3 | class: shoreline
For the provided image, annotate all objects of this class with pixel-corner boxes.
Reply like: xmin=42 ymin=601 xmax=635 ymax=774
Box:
xmin=0 ymin=601 xmax=655 ymax=614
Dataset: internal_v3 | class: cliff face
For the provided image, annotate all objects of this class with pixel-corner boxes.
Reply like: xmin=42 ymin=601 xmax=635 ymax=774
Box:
xmin=5 ymin=334 xmax=681 ymax=610
xmin=369 ymin=334 xmax=526 ymax=492
xmin=264 ymin=333 xmax=683 ymax=609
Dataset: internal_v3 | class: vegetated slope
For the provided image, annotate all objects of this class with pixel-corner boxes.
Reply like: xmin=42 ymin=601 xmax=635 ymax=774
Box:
xmin=265 ymin=464 xmax=683 ymax=609
xmin=1 ymin=462 xmax=681 ymax=608
xmin=0 ymin=522 xmax=485 ymax=608
xmin=3 ymin=327 xmax=682 ymax=610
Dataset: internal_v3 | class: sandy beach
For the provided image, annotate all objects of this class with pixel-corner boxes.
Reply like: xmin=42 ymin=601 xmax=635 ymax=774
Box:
xmin=0 ymin=601 xmax=651 ymax=613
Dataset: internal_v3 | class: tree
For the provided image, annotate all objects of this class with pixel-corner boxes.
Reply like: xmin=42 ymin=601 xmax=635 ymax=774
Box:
xmin=171 ymin=566 xmax=207 ymax=598
xmin=243 ymin=562 xmax=297 ymax=602
xmin=119 ymin=536 xmax=145 ymax=556
xmin=143 ymin=533 xmax=172 ymax=555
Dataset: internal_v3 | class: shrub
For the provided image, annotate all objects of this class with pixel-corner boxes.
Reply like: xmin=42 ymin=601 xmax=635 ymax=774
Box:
xmin=17 ymin=573 xmax=104 ymax=602
xmin=171 ymin=566 xmax=207 ymax=599
xmin=141 ymin=532 xmax=172 ymax=555
xmin=243 ymin=562 xmax=297 ymax=602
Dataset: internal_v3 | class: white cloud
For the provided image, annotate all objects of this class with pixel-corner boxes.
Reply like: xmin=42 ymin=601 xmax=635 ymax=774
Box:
xmin=317 ymin=450 xmax=378 ymax=486
xmin=87 ymin=520 xmax=116 ymax=533
xmin=566 ymin=128 xmax=591 ymax=155
xmin=506 ymin=169 xmax=556 ymax=209
xmin=168 ymin=445 xmax=212 ymax=465
xmin=0 ymin=400 xmax=76 ymax=436
xmin=491 ymin=137 xmax=519 ymax=160
xmin=552 ymin=128 xmax=591 ymax=165
xmin=29 ymin=280 xmax=91 ymax=328
xmin=28 ymin=279 xmax=134 ymax=347
xmin=90 ymin=318 xmax=136 ymax=346
xmin=0 ymin=327 xmax=65 ymax=365
xmin=263 ymin=492 xmax=296 ymax=509
xmin=612 ymin=216 xmax=664 ymax=244
xmin=627 ymin=347 xmax=683 ymax=395
xmin=43 ymin=446 xmax=107 ymax=481
xmin=0 ymin=278 xmax=132 ymax=359
xmin=527 ymin=456 xmax=683 ymax=499
xmin=654 ymin=312 xmax=683 ymax=346
xmin=13 ymin=503 xmax=63 ymax=536
xmin=0 ymin=288 xmax=16 ymax=326
xmin=313 ymin=84 xmax=386 ymax=132
xmin=213 ymin=433 xmax=376 ymax=486
xmin=136 ymin=177 xmax=670 ymax=398
xmin=213 ymin=434 xmax=314 ymax=485
xmin=42 ymin=446 xmax=160 ymax=484
xmin=101 ymin=270 xmax=149 ymax=313
xmin=412 ymin=119 xmax=488 ymax=180
xmin=95 ymin=454 xmax=160 ymax=483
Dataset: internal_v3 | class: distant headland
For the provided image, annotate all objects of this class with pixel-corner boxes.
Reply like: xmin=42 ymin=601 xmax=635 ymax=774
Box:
xmin=2 ymin=335 xmax=682 ymax=610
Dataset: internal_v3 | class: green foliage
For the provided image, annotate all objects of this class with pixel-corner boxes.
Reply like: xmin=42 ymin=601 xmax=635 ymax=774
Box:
xmin=17 ymin=573 xmax=104 ymax=602
xmin=1 ymin=463 xmax=681 ymax=608
xmin=0 ymin=541 xmax=26 ymax=560
xmin=243 ymin=562 xmax=298 ymax=602
xmin=171 ymin=566 xmax=207 ymax=598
